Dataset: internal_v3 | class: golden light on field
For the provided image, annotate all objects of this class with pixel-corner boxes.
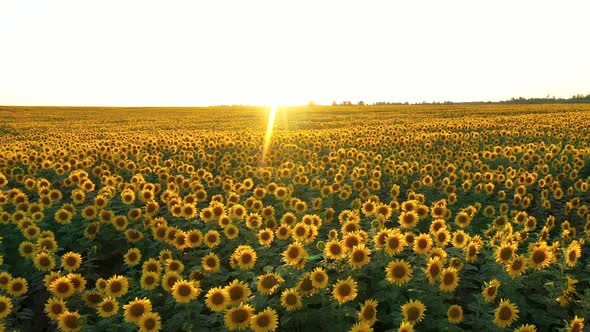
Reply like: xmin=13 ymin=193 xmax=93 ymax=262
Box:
xmin=0 ymin=104 xmax=589 ymax=331
xmin=261 ymin=105 xmax=277 ymax=165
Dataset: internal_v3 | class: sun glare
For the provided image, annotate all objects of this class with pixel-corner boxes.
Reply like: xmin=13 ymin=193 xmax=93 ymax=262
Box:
xmin=261 ymin=105 xmax=277 ymax=165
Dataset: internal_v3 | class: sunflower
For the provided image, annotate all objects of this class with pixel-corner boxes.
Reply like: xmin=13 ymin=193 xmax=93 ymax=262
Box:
xmin=431 ymin=203 xmax=447 ymax=219
xmin=165 ymin=259 xmax=185 ymax=273
xmin=123 ymin=297 xmax=152 ymax=323
xmin=105 ymin=275 xmax=129 ymax=298
xmin=482 ymin=279 xmax=501 ymax=302
xmin=82 ymin=291 xmax=102 ymax=308
xmin=333 ymin=277 xmax=358 ymax=304
xmin=292 ymin=223 xmax=309 ymax=242
xmin=18 ymin=241 xmax=36 ymax=258
xmin=124 ymin=248 xmax=142 ymax=267
xmin=61 ymin=252 xmax=82 ymax=271
xmin=343 ymin=232 xmax=364 ymax=252
xmin=280 ymin=288 xmax=302 ymax=311
xmin=95 ymin=277 xmax=107 ymax=293
xmin=514 ymin=324 xmax=537 ymax=332
xmin=97 ymin=297 xmax=119 ymax=318
xmin=250 ymin=307 xmax=279 ymax=332
xmin=161 ymin=271 xmax=181 ymax=292
xmin=34 ymin=251 xmax=56 ymax=272
xmin=37 ymin=237 xmax=58 ymax=252
xmin=310 ymin=267 xmax=329 ymax=289
xmin=54 ymin=208 xmax=73 ymax=224
xmin=556 ymin=276 xmax=578 ymax=307
xmin=50 ymin=277 xmax=75 ymax=298
xmin=224 ymin=303 xmax=254 ymax=331
xmin=84 ymin=222 xmax=100 ymax=239
xmin=384 ymin=231 xmax=406 ymax=256
xmin=234 ymin=246 xmax=257 ymax=270
xmin=349 ymin=244 xmax=371 ymax=269
xmin=82 ymin=205 xmax=98 ymax=220
xmin=140 ymin=272 xmax=160 ymax=290
xmin=434 ymin=228 xmax=451 ymax=247
xmin=413 ymin=233 xmax=433 ymax=254
xmin=57 ymin=311 xmax=81 ymax=332
xmin=275 ymin=224 xmax=290 ymax=240
xmin=447 ymin=305 xmax=463 ymax=324
xmin=7 ymin=277 xmax=28 ymax=297
xmin=385 ymin=259 xmax=413 ymax=286
xmin=142 ymin=258 xmax=162 ymax=274
xmin=120 ymin=190 xmax=135 ymax=205
xmin=423 ymin=257 xmax=443 ymax=285
xmin=464 ymin=242 xmax=481 ymax=263
xmin=529 ymin=243 xmax=552 ymax=270
xmin=296 ymin=273 xmax=316 ymax=297
xmin=495 ymin=242 xmax=517 ymax=265
xmin=493 ymin=299 xmax=519 ymax=328
xmin=172 ymin=231 xmax=189 ymax=250
xmin=373 ymin=229 xmax=391 ymax=249
xmin=165 ymin=227 xmax=179 ymax=244
xmin=0 ymin=295 xmax=13 ymax=319
xmin=282 ymin=242 xmax=307 ymax=267
xmin=439 ymin=267 xmax=459 ymax=292
xmin=399 ymin=211 xmax=419 ymax=228
xmin=44 ymin=297 xmax=67 ymax=320
xmin=71 ymin=189 xmax=86 ymax=204
xmin=181 ymin=204 xmax=197 ymax=219
xmin=23 ymin=224 xmax=41 ymax=240
xmin=139 ymin=311 xmax=162 ymax=332
xmin=401 ymin=299 xmax=426 ymax=325
xmin=225 ymin=279 xmax=252 ymax=305
xmin=205 ymin=287 xmax=229 ymax=312
xmin=447 ymin=257 xmax=463 ymax=271
xmin=358 ymin=299 xmax=378 ymax=326
xmin=398 ymin=321 xmax=415 ymax=332
xmin=223 ymin=224 xmax=240 ymax=240
xmin=324 ymin=240 xmax=346 ymax=260
xmin=257 ymin=228 xmax=275 ymax=246
xmin=246 ymin=213 xmax=263 ymax=229
xmin=362 ymin=200 xmax=377 ymax=216
xmin=202 ymin=253 xmax=221 ymax=272
xmin=451 ymin=230 xmax=469 ymax=248
xmin=152 ymin=225 xmax=168 ymax=241
xmin=204 ymin=230 xmax=221 ymax=248
xmin=349 ymin=322 xmax=373 ymax=332
xmin=566 ymin=316 xmax=584 ymax=332
xmin=506 ymin=255 xmax=527 ymax=277
xmin=66 ymin=273 xmax=87 ymax=292
xmin=186 ymin=229 xmax=204 ymax=247
xmin=375 ymin=204 xmax=392 ymax=221
xmin=257 ymin=273 xmax=284 ymax=295
xmin=171 ymin=279 xmax=200 ymax=303
xmin=454 ymin=211 xmax=472 ymax=228
xmin=565 ymin=241 xmax=581 ymax=267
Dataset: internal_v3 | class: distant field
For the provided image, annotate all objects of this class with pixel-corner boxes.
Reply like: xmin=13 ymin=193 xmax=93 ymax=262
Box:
xmin=0 ymin=104 xmax=589 ymax=331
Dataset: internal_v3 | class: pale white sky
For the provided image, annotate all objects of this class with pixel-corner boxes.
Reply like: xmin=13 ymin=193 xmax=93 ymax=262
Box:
xmin=1 ymin=0 xmax=589 ymax=106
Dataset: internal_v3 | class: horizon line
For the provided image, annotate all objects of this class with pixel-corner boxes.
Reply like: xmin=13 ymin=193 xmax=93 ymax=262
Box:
xmin=2 ymin=92 xmax=590 ymax=109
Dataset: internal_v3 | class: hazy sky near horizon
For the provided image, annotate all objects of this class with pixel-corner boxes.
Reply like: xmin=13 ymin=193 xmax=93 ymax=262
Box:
xmin=1 ymin=1 xmax=589 ymax=106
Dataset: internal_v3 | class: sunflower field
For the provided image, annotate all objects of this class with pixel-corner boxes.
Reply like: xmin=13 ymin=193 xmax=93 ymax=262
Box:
xmin=0 ymin=104 xmax=589 ymax=332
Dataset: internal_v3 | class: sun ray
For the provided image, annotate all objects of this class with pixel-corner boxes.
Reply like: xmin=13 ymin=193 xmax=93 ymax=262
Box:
xmin=261 ymin=105 xmax=277 ymax=166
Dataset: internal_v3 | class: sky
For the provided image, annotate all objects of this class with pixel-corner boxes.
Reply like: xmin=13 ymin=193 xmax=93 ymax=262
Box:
xmin=1 ymin=0 xmax=589 ymax=106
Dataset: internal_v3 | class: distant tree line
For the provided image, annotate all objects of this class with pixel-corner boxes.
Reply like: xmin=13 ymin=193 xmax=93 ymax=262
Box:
xmin=498 ymin=93 xmax=590 ymax=104
xmin=329 ymin=93 xmax=590 ymax=106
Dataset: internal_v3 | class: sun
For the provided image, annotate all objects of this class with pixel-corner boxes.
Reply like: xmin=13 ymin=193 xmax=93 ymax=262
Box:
xmin=261 ymin=105 xmax=277 ymax=166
